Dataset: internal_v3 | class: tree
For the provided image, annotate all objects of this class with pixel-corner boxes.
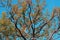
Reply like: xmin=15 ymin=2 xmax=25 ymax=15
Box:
xmin=0 ymin=0 xmax=59 ymax=40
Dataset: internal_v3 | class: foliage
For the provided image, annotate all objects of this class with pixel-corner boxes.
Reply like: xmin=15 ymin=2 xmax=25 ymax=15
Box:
xmin=0 ymin=0 xmax=60 ymax=40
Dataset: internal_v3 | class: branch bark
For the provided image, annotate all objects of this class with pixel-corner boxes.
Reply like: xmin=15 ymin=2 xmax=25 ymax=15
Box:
xmin=9 ymin=11 xmax=26 ymax=40
xmin=36 ymin=15 xmax=55 ymax=34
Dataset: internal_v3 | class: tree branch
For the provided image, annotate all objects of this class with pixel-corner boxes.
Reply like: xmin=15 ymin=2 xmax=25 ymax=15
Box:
xmin=36 ymin=15 xmax=55 ymax=34
xmin=9 ymin=11 xmax=26 ymax=40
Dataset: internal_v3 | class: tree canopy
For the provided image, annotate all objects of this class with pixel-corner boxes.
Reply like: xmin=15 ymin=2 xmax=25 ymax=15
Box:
xmin=0 ymin=0 xmax=60 ymax=40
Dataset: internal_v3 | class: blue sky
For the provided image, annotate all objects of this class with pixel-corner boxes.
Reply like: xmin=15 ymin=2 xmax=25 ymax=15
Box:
xmin=46 ymin=0 xmax=60 ymax=12
xmin=0 ymin=0 xmax=60 ymax=16
xmin=0 ymin=0 xmax=60 ymax=40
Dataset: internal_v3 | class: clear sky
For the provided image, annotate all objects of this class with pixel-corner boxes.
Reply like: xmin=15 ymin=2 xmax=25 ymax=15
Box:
xmin=0 ymin=0 xmax=60 ymax=18
xmin=46 ymin=0 xmax=60 ymax=12
xmin=0 ymin=0 xmax=60 ymax=40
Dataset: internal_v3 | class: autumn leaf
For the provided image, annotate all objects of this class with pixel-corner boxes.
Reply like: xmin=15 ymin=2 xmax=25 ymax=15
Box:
xmin=25 ymin=0 xmax=31 ymax=4
xmin=21 ymin=24 xmax=26 ymax=33
xmin=12 ymin=5 xmax=18 ymax=13
xmin=2 ymin=12 xmax=6 ymax=19
xmin=16 ymin=9 xmax=22 ymax=17
xmin=6 ymin=19 xmax=11 ymax=25
xmin=1 ymin=19 xmax=5 ymax=25
xmin=22 ymin=1 xmax=27 ymax=7
xmin=14 ymin=16 xmax=18 ymax=20
xmin=51 ymin=12 xmax=54 ymax=19
xmin=1 ymin=26 xmax=6 ymax=30
xmin=21 ymin=1 xmax=27 ymax=11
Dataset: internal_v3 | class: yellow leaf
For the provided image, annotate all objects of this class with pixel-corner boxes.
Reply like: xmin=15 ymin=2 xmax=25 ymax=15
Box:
xmin=1 ymin=20 xmax=5 ymax=24
xmin=2 ymin=12 xmax=6 ymax=19
xmin=51 ymin=12 xmax=54 ymax=18
xmin=16 ymin=10 xmax=22 ymax=17
xmin=21 ymin=25 xmax=26 ymax=33
xmin=19 ymin=8 xmax=23 ymax=13
xmin=14 ymin=16 xmax=18 ymax=20
xmin=22 ymin=1 xmax=27 ymax=7
xmin=12 ymin=5 xmax=18 ymax=13
xmin=11 ymin=27 xmax=15 ymax=31
xmin=22 ymin=1 xmax=27 ymax=11
xmin=6 ymin=19 xmax=11 ymax=25
xmin=1 ymin=26 xmax=6 ymax=30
